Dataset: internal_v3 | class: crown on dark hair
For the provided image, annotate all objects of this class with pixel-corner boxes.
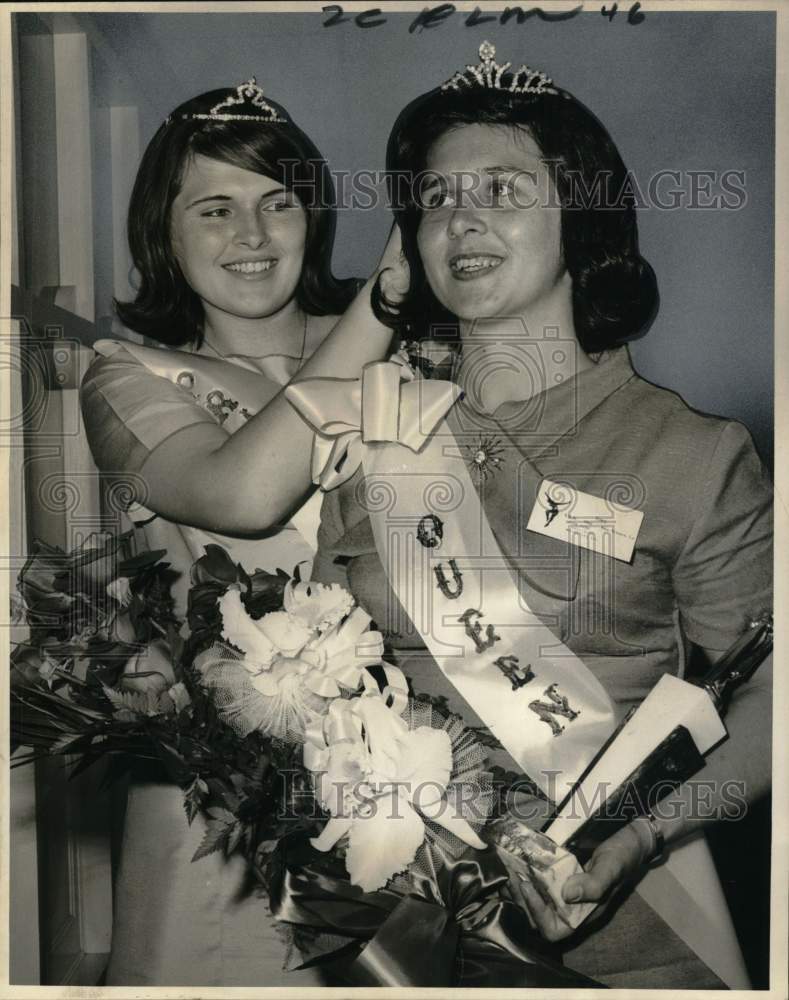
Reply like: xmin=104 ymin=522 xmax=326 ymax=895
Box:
xmin=170 ymin=78 xmax=289 ymax=125
xmin=442 ymin=41 xmax=558 ymax=96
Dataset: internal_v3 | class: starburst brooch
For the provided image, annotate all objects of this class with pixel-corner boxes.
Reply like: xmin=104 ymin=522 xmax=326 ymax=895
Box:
xmin=465 ymin=436 xmax=505 ymax=482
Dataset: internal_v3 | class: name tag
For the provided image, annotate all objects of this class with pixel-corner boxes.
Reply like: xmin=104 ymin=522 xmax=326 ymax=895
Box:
xmin=527 ymin=478 xmax=644 ymax=563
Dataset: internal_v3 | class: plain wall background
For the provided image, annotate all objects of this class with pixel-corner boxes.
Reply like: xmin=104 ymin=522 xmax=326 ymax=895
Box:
xmin=23 ymin=8 xmax=776 ymax=464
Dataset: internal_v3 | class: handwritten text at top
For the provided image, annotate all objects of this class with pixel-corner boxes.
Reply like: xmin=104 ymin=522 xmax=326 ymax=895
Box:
xmin=321 ymin=3 xmax=645 ymax=32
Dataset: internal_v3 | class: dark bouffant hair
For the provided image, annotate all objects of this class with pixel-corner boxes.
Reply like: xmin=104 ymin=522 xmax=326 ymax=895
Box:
xmin=116 ymin=88 xmax=356 ymax=347
xmin=374 ymin=78 xmax=658 ymax=353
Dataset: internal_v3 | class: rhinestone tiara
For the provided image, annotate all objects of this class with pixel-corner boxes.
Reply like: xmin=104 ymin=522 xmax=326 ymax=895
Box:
xmin=442 ymin=41 xmax=558 ymax=96
xmin=179 ymin=78 xmax=288 ymax=124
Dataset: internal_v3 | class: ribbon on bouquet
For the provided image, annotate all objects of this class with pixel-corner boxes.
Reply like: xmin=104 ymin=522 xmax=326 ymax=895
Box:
xmin=286 ymin=361 xmax=618 ymax=800
xmin=269 ymin=833 xmax=603 ymax=988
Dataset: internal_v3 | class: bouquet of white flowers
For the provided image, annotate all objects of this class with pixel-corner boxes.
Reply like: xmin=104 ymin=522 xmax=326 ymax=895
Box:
xmin=12 ymin=536 xmax=601 ymax=987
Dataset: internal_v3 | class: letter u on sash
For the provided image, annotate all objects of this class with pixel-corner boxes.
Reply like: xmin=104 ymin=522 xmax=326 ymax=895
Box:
xmin=360 ymin=430 xmax=618 ymax=803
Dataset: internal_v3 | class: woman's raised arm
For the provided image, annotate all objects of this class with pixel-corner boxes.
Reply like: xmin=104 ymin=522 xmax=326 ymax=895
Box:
xmin=86 ymin=229 xmax=406 ymax=534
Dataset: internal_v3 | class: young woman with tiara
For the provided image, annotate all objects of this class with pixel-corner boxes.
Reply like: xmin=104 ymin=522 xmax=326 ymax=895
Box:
xmin=305 ymin=44 xmax=773 ymax=988
xmin=80 ymin=79 xmax=405 ymax=985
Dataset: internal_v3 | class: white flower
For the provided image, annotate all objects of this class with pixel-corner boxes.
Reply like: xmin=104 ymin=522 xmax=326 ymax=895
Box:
xmin=106 ymin=576 xmax=133 ymax=608
xmin=257 ymin=610 xmax=312 ymax=657
xmin=242 ymin=654 xmax=329 ymax=741
xmin=218 ymin=589 xmax=276 ymax=669
xmin=222 ymin=580 xmax=369 ymax=678
xmin=210 ymin=581 xmax=385 ymax=741
xmin=284 ymin=581 xmax=355 ymax=633
xmin=306 ymin=687 xmax=485 ymax=892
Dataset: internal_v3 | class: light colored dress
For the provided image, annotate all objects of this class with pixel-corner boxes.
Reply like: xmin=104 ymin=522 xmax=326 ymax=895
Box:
xmin=312 ymin=346 xmax=773 ymax=989
xmin=80 ymin=338 xmax=325 ymax=987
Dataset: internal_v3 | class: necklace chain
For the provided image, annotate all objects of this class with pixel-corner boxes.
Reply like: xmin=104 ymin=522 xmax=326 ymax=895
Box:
xmin=200 ymin=311 xmax=308 ymax=363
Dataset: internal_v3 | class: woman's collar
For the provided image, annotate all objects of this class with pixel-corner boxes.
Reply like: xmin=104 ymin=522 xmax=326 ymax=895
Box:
xmin=412 ymin=339 xmax=634 ymax=404
xmin=442 ymin=343 xmax=637 ymax=458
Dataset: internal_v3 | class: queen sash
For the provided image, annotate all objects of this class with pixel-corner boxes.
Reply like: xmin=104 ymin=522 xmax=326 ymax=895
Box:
xmin=286 ymin=359 xmax=750 ymax=988
xmin=289 ymin=359 xmax=618 ymax=794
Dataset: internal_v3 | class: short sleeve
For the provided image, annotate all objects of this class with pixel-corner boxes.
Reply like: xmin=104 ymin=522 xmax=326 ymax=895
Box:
xmin=80 ymin=344 xmax=223 ymax=476
xmin=672 ymin=420 xmax=772 ymax=651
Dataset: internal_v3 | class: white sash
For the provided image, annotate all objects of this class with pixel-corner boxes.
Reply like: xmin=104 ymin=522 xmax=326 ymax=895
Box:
xmin=360 ymin=430 xmax=618 ymax=800
xmin=287 ymin=359 xmax=617 ymax=798
xmin=286 ymin=361 xmax=750 ymax=988
xmin=93 ymin=339 xmax=321 ymax=554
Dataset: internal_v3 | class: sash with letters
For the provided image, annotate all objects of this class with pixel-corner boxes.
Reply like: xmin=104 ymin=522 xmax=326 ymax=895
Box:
xmin=286 ymin=358 xmax=750 ymax=988
xmin=92 ymin=338 xmax=322 ymax=549
xmin=287 ymin=358 xmax=618 ymax=798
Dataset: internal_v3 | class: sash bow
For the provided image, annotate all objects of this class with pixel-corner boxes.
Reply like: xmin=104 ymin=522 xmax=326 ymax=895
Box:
xmin=284 ymin=359 xmax=462 ymax=490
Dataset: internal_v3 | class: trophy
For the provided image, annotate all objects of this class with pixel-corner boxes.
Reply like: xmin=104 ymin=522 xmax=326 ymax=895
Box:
xmin=487 ymin=614 xmax=773 ymax=932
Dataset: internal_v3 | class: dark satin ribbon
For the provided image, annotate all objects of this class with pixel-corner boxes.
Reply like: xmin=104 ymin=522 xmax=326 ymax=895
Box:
xmin=269 ymin=834 xmax=603 ymax=988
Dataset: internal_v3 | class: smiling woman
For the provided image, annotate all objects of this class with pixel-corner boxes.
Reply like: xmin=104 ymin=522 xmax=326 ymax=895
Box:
xmin=81 ymin=81 xmax=406 ymax=560
xmin=78 ymin=79 xmax=406 ymax=987
xmin=170 ymin=156 xmax=309 ymax=351
xmin=416 ymin=127 xmax=567 ymax=328
xmin=314 ymin=42 xmax=772 ymax=990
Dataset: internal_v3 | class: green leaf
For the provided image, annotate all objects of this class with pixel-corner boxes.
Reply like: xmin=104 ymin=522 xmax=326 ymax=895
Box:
xmin=191 ymin=816 xmax=233 ymax=862
xmin=101 ymin=684 xmax=149 ymax=718
xmin=226 ymin=821 xmax=245 ymax=856
xmin=191 ymin=545 xmax=240 ymax=586
xmin=183 ymin=776 xmax=207 ymax=826
xmin=207 ymin=806 xmax=237 ymax=826
xmin=154 ymin=740 xmax=191 ymax=785
xmin=50 ymin=733 xmax=88 ymax=754
xmin=101 ymin=683 xmax=131 ymax=710
xmin=66 ymin=753 xmax=105 ymax=782
xmin=206 ymin=780 xmax=241 ymax=813
xmin=59 ymin=533 xmax=126 ymax=599
xmin=242 ymin=567 xmax=290 ymax=619
xmin=190 ymin=807 xmax=238 ymax=862
xmin=184 ymin=795 xmax=200 ymax=826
